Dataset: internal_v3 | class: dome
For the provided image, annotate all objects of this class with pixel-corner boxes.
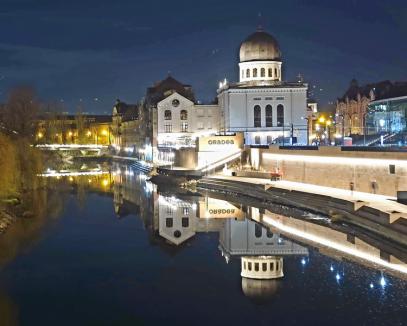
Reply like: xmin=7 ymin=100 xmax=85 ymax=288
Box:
xmin=239 ymin=28 xmax=282 ymax=63
xmin=241 ymin=278 xmax=281 ymax=304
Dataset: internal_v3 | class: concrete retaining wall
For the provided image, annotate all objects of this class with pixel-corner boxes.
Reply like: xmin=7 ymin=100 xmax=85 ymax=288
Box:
xmin=253 ymin=146 xmax=407 ymax=197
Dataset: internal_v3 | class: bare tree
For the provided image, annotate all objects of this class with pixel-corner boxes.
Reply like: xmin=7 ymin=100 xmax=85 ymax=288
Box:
xmin=1 ymin=86 xmax=40 ymax=138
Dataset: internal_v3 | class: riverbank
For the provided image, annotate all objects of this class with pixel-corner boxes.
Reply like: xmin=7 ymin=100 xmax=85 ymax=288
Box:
xmin=194 ymin=175 xmax=407 ymax=247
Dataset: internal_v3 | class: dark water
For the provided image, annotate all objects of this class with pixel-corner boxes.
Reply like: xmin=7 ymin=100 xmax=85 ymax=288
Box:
xmin=0 ymin=165 xmax=406 ymax=326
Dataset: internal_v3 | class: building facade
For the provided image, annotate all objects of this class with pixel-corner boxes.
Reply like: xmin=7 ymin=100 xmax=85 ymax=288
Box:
xmin=218 ymin=27 xmax=308 ymax=145
xmin=336 ymin=79 xmax=407 ymax=137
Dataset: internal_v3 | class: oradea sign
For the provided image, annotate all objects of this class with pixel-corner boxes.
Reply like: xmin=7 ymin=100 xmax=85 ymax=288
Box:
xmin=198 ymin=133 xmax=243 ymax=152
xmin=198 ymin=198 xmax=244 ymax=219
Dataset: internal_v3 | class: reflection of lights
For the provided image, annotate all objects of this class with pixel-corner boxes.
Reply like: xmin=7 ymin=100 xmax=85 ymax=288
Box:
xmin=370 ymin=283 xmax=374 ymax=289
xmin=263 ymin=215 xmax=407 ymax=274
xmin=37 ymin=132 xmax=43 ymax=138
xmin=88 ymin=179 xmax=92 ymax=183
xmin=87 ymin=131 xmax=92 ymax=137
xmin=301 ymin=258 xmax=306 ymax=266
xmin=379 ymin=119 xmax=385 ymax=127
xmin=380 ymin=276 xmax=386 ymax=287
xmin=278 ymin=238 xmax=282 ymax=244
xmin=330 ymin=265 xmax=334 ymax=272
xmin=69 ymin=176 xmax=74 ymax=182
xmin=101 ymin=130 xmax=108 ymax=136
xmin=102 ymin=179 xmax=109 ymax=187
xmin=336 ymin=273 xmax=341 ymax=281
xmin=192 ymin=203 xmax=197 ymax=210
xmin=38 ymin=170 xmax=109 ymax=177
xmin=68 ymin=131 xmax=73 ymax=137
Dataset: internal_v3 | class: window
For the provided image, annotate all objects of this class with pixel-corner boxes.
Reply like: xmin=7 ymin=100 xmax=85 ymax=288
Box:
xmin=255 ymin=223 xmax=262 ymax=238
xmin=207 ymin=121 xmax=212 ymax=129
xmin=266 ymin=229 xmax=273 ymax=238
xmin=270 ymin=262 xmax=274 ymax=271
xmin=164 ymin=110 xmax=172 ymax=120
xmin=197 ymin=109 xmax=204 ymax=117
xmin=274 ymin=68 xmax=278 ymax=78
xmin=180 ymin=110 xmax=188 ymax=120
xmin=248 ymin=262 xmax=252 ymax=271
xmin=261 ymin=68 xmax=265 ymax=77
xmin=197 ymin=121 xmax=204 ymax=129
xmin=266 ymin=105 xmax=273 ymax=127
xmin=246 ymin=69 xmax=250 ymax=78
xmin=164 ymin=124 xmax=172 ymax=133
xmin=166 ymin=218 xmax=173 ymax=228
xmin=183 ymin=207 xmax=189 ymax=215
xmin=254 ymin=105 xmax=261 ymax=127
xmin=253 ymin=97 xmax=261 ymax=101
xmin=268 ymin=68 xmax=273 ymax=77
xmin=207 ymin=108 xmax=212 ymax=116
xmin=181 ymin=122 xmax=188 ymax=132
xmin=267 ymin=135 xmax=272 ymax=144
xmin=265 ymin=97 xmax=273 ymax=100
xmin=182 ymin=217 xmax=189 ymax=227
xmin=262 ymin=263 xmax=267 ymax=272
xmin=255 ymin=136 xmax=261 ymax=144
xmin=389 ymin=164 xmax=396 ymax=174
xmin=166 ymin=206 xmax=173 ymax=215
xmin=277 ymin=104 xmax=284 ymax=127
xmin=243 ymin=261 xmax=246 ymax=270
xmin=276 ymin=261 xmax=280 ymax=271
xmin=253 ymin=68 xmax=258 ymax=77
xmin=254 ymin=263 xmax=259 ymax=272
xmin=242 ymin=70 xmax=244 ymax=79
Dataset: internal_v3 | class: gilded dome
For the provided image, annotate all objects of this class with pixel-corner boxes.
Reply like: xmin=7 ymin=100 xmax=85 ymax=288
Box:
xmin=239 ymin=29 xmax=282 ymax=62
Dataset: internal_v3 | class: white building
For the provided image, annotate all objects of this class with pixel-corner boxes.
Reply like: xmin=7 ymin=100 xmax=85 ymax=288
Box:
xmin=156 ymin=90 xmax=220 ymax=148
xmin=218 ymin=27 xmax=308 ymax=145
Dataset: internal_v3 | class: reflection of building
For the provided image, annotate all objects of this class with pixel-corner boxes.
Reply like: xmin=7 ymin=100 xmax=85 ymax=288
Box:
xmin=218 ymin=27 xmax=308 ymax=145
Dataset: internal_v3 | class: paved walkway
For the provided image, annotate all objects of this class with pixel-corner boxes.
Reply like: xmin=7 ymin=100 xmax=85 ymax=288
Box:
xmin=212 ymin=175 xmax=407 ymax=223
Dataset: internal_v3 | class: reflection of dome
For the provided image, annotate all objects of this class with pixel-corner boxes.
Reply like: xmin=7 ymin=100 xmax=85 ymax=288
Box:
xmin=239 ymin=28 xmax=282 ymax=63
xmin=241 ymin=256 xmax=284 ymax=279
xmin=241 ymin=278 xmax=281 ymax=304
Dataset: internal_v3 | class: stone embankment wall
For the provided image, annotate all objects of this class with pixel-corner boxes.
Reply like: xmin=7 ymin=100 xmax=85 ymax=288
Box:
xmin=251 ymin=146 xmax=407 ymax=197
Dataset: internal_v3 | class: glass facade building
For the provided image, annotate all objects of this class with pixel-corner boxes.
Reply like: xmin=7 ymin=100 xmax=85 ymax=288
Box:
xmin=366 ymin=96 xmax=407 ymax=139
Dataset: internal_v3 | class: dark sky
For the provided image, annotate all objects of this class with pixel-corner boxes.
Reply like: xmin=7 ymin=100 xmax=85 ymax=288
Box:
xmin=0 ymin=0 xmax=406 ymax=113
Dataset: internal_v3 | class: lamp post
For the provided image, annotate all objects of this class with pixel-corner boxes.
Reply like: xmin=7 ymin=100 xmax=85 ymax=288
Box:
xmin=363 ymin=111 xmax=369 ymax=146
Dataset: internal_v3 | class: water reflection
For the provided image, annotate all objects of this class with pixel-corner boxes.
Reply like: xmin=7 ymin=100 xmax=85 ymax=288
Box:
xmin=0 ymin=162 xmax=406 ymax=323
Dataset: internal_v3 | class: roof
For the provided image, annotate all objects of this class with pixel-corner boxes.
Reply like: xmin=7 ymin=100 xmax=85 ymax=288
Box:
xmin=113 ymin=100 xmax=139 ymax=121
xmin=239 ymin=28 xmax=282 ymax=63
xmin=219 ymin=81 xmax=307 ymax=92
xmin=145 ymin=76 xmax=196 ymax=106
xmin=339 ymin=79 xmax=407 ymax=102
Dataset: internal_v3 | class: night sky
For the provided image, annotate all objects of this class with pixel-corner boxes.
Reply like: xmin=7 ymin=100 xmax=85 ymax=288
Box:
xmin=0 ymin=0 xmax=406 ymax=113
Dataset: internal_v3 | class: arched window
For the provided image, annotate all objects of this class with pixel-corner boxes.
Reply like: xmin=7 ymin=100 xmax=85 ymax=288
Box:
xmin=254 ymin=105 xmax=261 ymax=127
xmin=164 ymin=110 xmax=172 ymax=120
xmin=255 ymin=223 xmax=262 ymax=238
xmin=268 ymin=68 xmax=273 ymax=77
xmin=246 ymin=69 xmax=250 ymax=78
xmin=180 ymin=110 xmax=188 ymax=120
xmin=253 ymin=68 xmax=258 ymax=78
xmin=266 ymin=105 xmax=273 ymax=127
xmin=277 ymin=104 xmax=284 ymax=127
xmin=261 ymin=68 xmax=265 ymax=77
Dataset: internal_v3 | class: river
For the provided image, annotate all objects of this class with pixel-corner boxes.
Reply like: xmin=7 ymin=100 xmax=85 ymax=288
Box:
xmin=0 ymin=163 xmax=406 ymax=325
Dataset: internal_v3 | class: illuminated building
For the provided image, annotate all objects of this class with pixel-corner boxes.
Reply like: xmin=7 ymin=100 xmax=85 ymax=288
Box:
xmin=217 ymin=27 xmax=309 ymax=145
xmin=111 ymin=99 xmax=140 ymax=153
xmin=336 ymin=79 xmax=407 ymax=138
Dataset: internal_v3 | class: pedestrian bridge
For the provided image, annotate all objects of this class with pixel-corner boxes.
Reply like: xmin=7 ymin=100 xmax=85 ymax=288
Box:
xmin=36 ymin=144 xmax=109 ymax=156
